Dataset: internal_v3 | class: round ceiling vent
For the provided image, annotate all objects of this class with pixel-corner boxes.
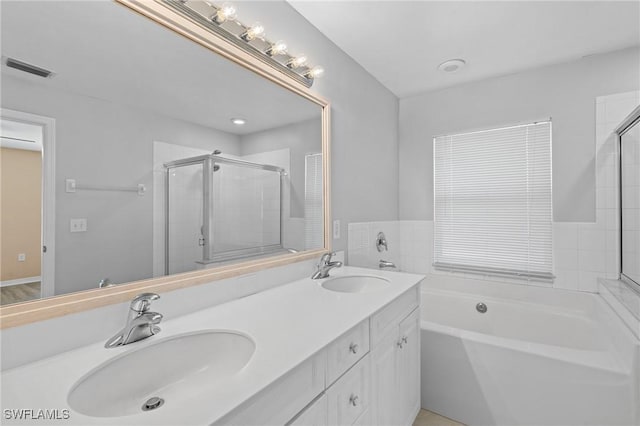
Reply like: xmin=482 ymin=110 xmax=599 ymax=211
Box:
xmin=438 ymin=59 xmax=466 ymax=73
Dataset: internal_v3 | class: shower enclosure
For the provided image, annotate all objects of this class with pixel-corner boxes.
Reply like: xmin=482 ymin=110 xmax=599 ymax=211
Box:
xmin=618 ymin=106 xmax=640 ymax=287
xmin=164 ymin=153 xmax=285 ymax=275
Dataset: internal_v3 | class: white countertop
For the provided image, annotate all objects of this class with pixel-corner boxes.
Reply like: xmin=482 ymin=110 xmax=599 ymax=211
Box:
xmin=1 ymin=267 xmax=423 ymax=425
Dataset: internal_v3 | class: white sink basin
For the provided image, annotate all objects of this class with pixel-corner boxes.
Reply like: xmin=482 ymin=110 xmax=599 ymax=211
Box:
xmin=68 ymin=330 xmax=255 ymax=418
xmin=321 ymin=275 xmax=390 ymax=293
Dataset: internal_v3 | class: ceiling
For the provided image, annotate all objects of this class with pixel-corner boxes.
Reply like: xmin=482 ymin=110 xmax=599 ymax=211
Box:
xmin=1 ymin=1 xmax=320 ymax=135
xmin=289 ymin=1 xmax=640 ymax=98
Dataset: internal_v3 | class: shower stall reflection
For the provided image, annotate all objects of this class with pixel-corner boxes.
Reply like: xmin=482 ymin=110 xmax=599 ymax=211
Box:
xmin=164 ymin=153 xmax=286 ymax=275
xmin=619 ymin=108 xmax=640 ymax=286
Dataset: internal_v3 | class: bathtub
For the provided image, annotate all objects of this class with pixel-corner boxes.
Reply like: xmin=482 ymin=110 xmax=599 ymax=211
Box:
xmin=420 ymin=275 xmax=640 ymax=426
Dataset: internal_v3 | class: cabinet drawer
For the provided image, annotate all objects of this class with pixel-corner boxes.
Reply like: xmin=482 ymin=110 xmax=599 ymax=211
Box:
xmin=327 ymin=355 xmax=371 ymax=426
xmin=370 ymin=285 xmax=419 ymax=347
xmin=327 ymin=319 xmax=370 ymax=385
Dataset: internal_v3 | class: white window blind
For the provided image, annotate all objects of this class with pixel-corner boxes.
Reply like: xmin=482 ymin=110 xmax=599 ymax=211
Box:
xmin=305 ymin=153 xmax=324 ymax=250
xmin=433 ymin=121 xmax=553 ymax=281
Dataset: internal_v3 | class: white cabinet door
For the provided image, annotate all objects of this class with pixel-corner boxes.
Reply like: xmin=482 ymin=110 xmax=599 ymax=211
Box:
xmin=397 ymin=308 xmax=421 ymax=425
xmin=371 ymin=327 xmax=402 ymax=426
xmin=372 ymin=306 xmax=420 ymax=426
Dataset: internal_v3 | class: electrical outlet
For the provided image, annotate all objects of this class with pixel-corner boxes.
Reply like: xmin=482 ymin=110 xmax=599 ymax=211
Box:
xmin=333 ymin=220 xmax=340 ymax=239
xmin=65 ymin=179 xmax=76 ymax=193
xmin=17 ymin=253 xmax=26 ymax=262
xmin=70 ymin=218 xmax=87 ymax=233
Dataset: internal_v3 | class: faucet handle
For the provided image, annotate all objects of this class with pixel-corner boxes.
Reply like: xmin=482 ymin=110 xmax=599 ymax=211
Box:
xmin=321 ymin=251 xmax=335 ymax=260
xmin=319 ymin=251 xmax=336 ymax=265
xmin=130 ymin=293 xmax=160 ymax=313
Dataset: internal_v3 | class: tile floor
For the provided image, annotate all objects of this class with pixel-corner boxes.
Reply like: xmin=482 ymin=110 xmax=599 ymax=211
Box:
xmin=413 ymin=409 xmax=465 ymax=426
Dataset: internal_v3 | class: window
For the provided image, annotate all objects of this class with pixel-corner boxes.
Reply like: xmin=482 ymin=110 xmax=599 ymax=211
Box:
xmin=433 ymin=121 xmax=553 ymax=281
xmin=304 ymin=153 xmax=323 ymax=250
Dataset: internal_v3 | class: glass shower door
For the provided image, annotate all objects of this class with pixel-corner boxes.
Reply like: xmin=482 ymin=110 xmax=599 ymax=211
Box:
xmin=620 ymin=115 xmax=640 ymax=285
xmin=209 ymin=162 xmax=281 ymax=260
xmin=166 ymin=163 xmax=204 ymax=275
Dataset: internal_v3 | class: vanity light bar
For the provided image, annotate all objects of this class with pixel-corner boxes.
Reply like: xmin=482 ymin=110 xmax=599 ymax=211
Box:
xmin=166 ymin=0 xmax=323 ymax=88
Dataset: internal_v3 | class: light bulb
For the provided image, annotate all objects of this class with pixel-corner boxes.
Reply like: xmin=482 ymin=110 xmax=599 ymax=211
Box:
xmin=212 ymin=2 xmax=236 ymax=24
xmin=305 ymin=66 xmax=324 ymax=79
xmin=230 ymin=118 xmax=246 ymax=125
xmin=242 ymin=22 xmax=265 ymax=41
xmin=266 ymin=40 xmax=287 ymax=56
xmin=287 ymin=54 xmax=307 ymax=69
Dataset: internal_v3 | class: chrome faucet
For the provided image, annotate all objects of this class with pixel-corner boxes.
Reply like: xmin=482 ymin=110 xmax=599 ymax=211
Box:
xmin=105 ymin=293 xmax=163 ymax=348
xmin=98 ymin=278 xmax=114 ymax=288
xmin=311 ymin=252 xmax=343 ymax=279
xmin=379 ymin=259 xmax=397 ymax=269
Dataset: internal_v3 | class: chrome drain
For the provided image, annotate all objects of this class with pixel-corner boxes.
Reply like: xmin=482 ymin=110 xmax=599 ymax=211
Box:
xmin=142 ymin=396 xmax=164 ymax=411
xmin=476 ymin=302 xmax=487 ymax=313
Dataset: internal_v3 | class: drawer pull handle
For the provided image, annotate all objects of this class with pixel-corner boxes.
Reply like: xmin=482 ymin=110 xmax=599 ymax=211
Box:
xmin=349 ymin=342 xmax=359 ymax=354
xmin=349 ymin=394 xmax=359 ymax=407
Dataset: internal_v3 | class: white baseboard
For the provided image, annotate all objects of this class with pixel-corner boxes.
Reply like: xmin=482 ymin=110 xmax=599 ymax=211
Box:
xmin=0 ymin=276 xmax=41 ymax=288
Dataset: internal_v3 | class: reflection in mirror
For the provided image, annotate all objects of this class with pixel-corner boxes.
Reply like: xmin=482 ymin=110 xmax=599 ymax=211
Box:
xmin=620 ymin=115 xmax=640 ymax=285
xmin=0 ymin=1 xmax=324 ymax=306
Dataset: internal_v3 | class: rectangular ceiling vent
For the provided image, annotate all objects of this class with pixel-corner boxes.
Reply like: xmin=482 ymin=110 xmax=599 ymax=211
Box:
xmin=5 ymin=58 xmax=53 ymax=78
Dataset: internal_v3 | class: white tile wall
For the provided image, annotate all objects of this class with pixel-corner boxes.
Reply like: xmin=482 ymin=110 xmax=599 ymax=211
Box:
xmin=347 ymin=221 xmax=400 ymax=271
xmin=348 ymin=220 xmax=610 ymax=292
xmin=225 ymin=149 xmax=292 ymax=251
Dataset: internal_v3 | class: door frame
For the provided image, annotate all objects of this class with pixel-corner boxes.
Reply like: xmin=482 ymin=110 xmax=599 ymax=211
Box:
xmin=1 ymin=108 xmax=56 ymax=298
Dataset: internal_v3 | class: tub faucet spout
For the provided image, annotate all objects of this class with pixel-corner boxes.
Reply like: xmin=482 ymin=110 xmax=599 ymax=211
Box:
xmin=379 ymin=259 xmax=397 ymax=269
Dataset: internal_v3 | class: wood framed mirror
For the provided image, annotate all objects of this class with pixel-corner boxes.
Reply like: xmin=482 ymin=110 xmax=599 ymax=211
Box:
xmin=0 ymin=0 xmax=330 ymax=328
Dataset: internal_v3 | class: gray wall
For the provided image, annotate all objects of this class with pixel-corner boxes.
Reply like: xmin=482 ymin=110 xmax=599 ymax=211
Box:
xmin=1 ymin=74 xmax=240 ymax=295
xmin=399 ymin=47 xmax=640 ymax=222
xmin=240 ymin=118 xmax=321 ymax=218
xmin=238 ymin=2 xmax=400 ymax=252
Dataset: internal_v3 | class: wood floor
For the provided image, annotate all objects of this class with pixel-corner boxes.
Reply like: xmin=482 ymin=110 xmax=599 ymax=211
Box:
xmin=413 ymin=409 xmax=465 ymax=426
xmin=0 ymin=282 xmax=41 ymax=306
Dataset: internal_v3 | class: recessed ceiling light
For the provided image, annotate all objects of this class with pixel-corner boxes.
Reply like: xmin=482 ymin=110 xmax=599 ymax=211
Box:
xmin=231 ymin=118 xmax=246 ymax=125
xmin=438 ymin=59 xmax=466 ymax=73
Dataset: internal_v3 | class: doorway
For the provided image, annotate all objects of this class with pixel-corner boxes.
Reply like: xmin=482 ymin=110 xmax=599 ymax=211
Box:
xmin=0 ymin=109 xmax=55 ymax=304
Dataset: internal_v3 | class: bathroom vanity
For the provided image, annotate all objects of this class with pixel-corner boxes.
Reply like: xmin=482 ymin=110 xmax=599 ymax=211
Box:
xmin=1 ymin=267 xmax=423 ymax=425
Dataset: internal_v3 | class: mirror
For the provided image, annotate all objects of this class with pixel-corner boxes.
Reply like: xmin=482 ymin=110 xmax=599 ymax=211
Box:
xmin=620 ymin=113 xmax=639 ymax=286
xmin=0 ymin=1 xmax=326 ymax=308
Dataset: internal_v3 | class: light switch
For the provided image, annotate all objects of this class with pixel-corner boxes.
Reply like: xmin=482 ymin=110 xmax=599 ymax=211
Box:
xmin=333 ymin=220 xmax=340 ymax=239
xmin=70 ymin=218 xmax=87 ymax=233
xmin=17 ymin=253 xmax=26 ymax=262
